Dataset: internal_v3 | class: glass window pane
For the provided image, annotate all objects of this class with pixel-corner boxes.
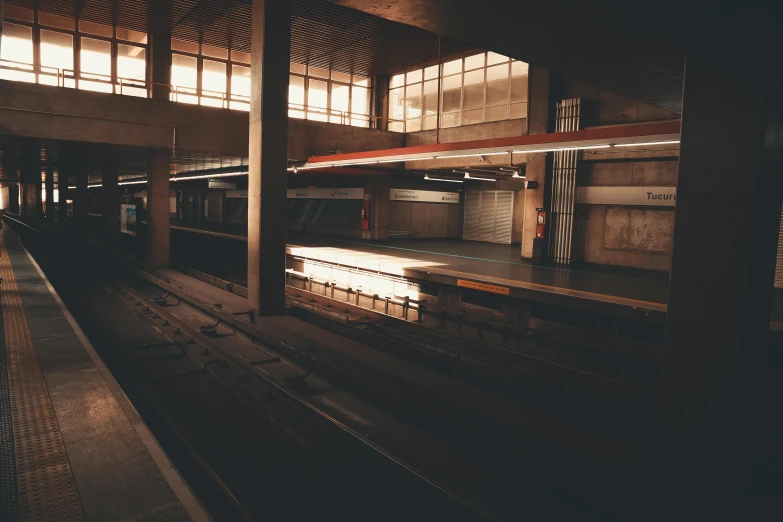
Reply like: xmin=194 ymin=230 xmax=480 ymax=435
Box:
xmin=487 ymin=52 xmax=509 ymax=65
xmin=116 ymin=28 xmax=148 ymax=45
xmin=81 ymin=37 xmax=112 ymax=92
xmin=40 ymin=30 xmax=73 ymax=86
xmin=80 ymin=20 xmax=113 ymax=37
xmin=389 ymin=87 xmax=404 ymax=121
xmin=232 ymin=50 xmax=251 ymax=64
xmin=486 ymin=104 xmax=508 ymax=122
xmin=486 ymin=64 xmax=509 ymax=106
xmin=4 ymin=5 xmax=34 ymax=22
xmin=510 ymin=102 xmax=527 ymax=119
xmin=117 ymin=44 xmax=146 ymax=96
xmin=201 ymin=44 xmax=228 ymax=59
xmin=351 ymin=86 xmax=369 ymax=122
xmin=171 ymin=39 xmax=199 ymax=54
xmin=442 ymin=58 xmax=461 ymax=76
xmin=406 ymin=69 xmax=422 ymax=84
xmin=202 ymin=59 xmax=227 ymax=107
xmin=463 ymin=69 xmax=484 ymax=110
xmin=38 ymin=12 xmax=74 ymax=30
xmin=462 ymin=108 xmax=483 ymax=125
xmin=511 ymin=66 xmax=529 ymax=103
xmin=390 ymin=73 xmax=404 ymax=89
xmin=423 ymin=79 xmax=438 ymax=116
xmin=424 ymin=65 xmax=438 ymax=80
xmin=290 ymin=62 xmax=306 ymax=75
xmin=422 ymin=115 xmax=437 ymax=131
xmin=441 ymin=112 xmax=460 ymax=129
xmin=406 ymin=118 xmax=421 ymax=132
xmin=0 ymin=23 xmax=34 ymax=82
xmin=511 ymin=60 xmax=528 ymax=77
xmin=230 ymin=65 xmax=251 ymax=110
xmin=307 ymin=78 xmax=328 ymax=121
xmin=441 ymin=74 xmax=462 ymax=113
xmin=464 ymin=53 xmax=485 ymax=71
xmin=171 ymin=53 xmax=198 ymax=103
xmin=289 ymin=74 xmax=305 ymax=107
xmin=352 ymin=75 xmax=369 ymax=87
xmin=331 ymin=83 xmax=349 ymax=123
xmin=331 ymin=71 xmax=351 ymax=83
xmin=404 ymin=83 xmax=422 ymax=119
xmin=308 ymin=66 xmax=329 ymax=79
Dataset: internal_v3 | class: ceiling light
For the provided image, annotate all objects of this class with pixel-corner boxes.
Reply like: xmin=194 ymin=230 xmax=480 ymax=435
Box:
xmin=375 ymin=159 xmax=403 ymax=164
xmin=614 ymin=140 xmax=680 ymax=147
xmin=424 ymin=175 xmax=463 ymax=183
xmin=434 ymin=151 xmax=508 ymax=159
xmin=172 ymin=171 xmax=247 ymax=182
xmin=464 ymin=173 xmax=496 ymax=181
xmin=513 ymin=144 xmax=611 ymax=154
xmin=512 ymin=173 xmax=525 ymax=179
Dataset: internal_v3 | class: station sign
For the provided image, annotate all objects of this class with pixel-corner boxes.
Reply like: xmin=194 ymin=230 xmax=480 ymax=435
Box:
xmin=208 ymin=180 xmax=237 ymax=189
xmin=576 ymin=186 xmax=677 ymax=207
xmin=389 ymin=188 xmax=460 ymax=204
xmin=287 ymin=188 xmax=364 ymax=200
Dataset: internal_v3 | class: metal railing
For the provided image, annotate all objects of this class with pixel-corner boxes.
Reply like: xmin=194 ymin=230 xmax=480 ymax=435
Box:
xmin=0 ymin=58 xmax=406 ymax=131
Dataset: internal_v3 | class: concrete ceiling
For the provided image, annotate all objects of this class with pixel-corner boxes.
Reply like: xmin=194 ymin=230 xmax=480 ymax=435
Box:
xmin=327 ymin=1 xmax=772 ymax=115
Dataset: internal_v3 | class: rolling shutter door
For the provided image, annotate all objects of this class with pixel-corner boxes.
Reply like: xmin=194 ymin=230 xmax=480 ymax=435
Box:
xmin=463 ymin=192 xmax=481 ymax=240
xmin=479 ymin=191 xmax=497 ymax=241
xmin=775 ymin=204 xmax=783 ymax=288
xmin=494 ymin=191 xmax=514 ymax=244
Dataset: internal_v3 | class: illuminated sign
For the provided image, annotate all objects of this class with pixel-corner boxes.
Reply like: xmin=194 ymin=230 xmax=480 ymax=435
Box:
xmin=389 ymin=188 xmax=460 ymax=204
xmin=576 ymin=186 xmax=677 ymax=207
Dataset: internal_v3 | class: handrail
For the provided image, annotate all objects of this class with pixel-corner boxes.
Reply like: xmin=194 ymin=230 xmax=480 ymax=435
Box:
xmin=0 ymin=59 xmax=406 ymax=131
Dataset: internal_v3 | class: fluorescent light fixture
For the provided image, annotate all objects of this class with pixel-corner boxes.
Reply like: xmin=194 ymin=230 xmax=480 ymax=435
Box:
xmin=172 ymin=171 xmax=247 ymax=182
xmin=464 ymin=173 xmax=496 ymax=181
xmin=424 ymin=175 xmax=463 ymax=183
xmin=343 ymin=160 xmax=381 ymax=166
xmin=81 ymin=179 xmax=148 ymax=189
xmin=375 ymin=159 xmax=403 ymax=163
xmin=433 ymin=151 xmax=509 ymax=159
xmin=513 ymin=144 xmax=611 ymax=154
xmin=614 ymin=140 xmax=680 ymax=147
xmin=512 ymin=173 xmax=525 ymax=179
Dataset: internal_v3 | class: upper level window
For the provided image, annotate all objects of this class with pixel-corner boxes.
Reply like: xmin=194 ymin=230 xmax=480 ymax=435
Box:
xmin=390 ymin=52 xmax=528 ymax=132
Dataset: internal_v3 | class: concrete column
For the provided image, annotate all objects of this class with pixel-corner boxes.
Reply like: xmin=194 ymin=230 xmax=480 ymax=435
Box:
xmin=365 ymin=176 xmax=389 ymax=240
xmin=74 ymin=159 xmax=89 ymax=227
xmin=20 ymin=142 xmax=40 ymax=221
xmin=247 ymin=0 xmax=291 ymax=316
xmin=150 ymin=9 xmax=172 ymax=101
xmin=102 ymin=147 xmax=119 ymax=243
xmin=521 ymin=66 xmax=553 ymax=260
xmin=58 ymin=166 xmax=69 ymax=224
xmin=45 ymin=163 xmax=54 ymax=226
xmin=146 ymin=151 xmax=171 ymax=267
xmin=657 ymin=38 xmax=783 ymax=515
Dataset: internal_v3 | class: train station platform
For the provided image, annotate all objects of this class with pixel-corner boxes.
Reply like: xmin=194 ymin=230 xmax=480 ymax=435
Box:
xmin=0 ymin=226 xmax=207 ymax=522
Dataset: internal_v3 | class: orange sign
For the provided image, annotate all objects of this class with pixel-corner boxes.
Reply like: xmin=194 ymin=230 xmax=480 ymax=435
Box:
xmin=457 ymin=279 xmax=510 ymax=295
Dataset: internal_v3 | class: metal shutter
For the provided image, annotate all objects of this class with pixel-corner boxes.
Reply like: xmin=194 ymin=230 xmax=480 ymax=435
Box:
xmin=494 ymin=191 xmax=514 ymax=244
xmin=479 ymin=191 xmax=497 ymax=241
xmin=463 ymin=192 xmax=481 ymax=240
xmin=775 ymin=204 xmax=783 ymax=288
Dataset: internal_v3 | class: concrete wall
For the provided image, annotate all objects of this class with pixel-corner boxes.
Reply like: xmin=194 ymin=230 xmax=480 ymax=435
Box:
xmin=0 ymin=80 xmax=404 ymax=159
xmin=579 ymin=155 xmax=679 ymax=271
xmin=388 ymin=200 xmax=462 ymax=238
xmin=563 ymin=78 xmax=679 ymax=126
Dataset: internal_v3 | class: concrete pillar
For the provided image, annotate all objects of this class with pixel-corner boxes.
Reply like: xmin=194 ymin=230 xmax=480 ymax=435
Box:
xmin=20 ymin=142 xmax=40 ymax=221
xmin=146 ymin=151 xmax=171 ymax=267
xmin=45 ymin=163 xmax=54 ymax=226
xmin=365 ymin=176 xmax=389 ymax=240
xmin=657 ymin=38 xmax=782 ymax=516
xmin=74 ymin=158 xmax=88 ymax=227
xmin=58 ymin=165 xmax=69 ymax=224
xmin=521 ymin=66 xmax=553 ymax=260
xmin=247 ymin=0 xmax=291 ymax=316
xmin=102 ymin=147 xmax=119 ymax=243
xmin=150 ymin=8 xmax=172 ymax=101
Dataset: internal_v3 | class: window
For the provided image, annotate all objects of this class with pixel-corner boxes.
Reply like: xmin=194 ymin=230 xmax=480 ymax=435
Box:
xmin=117 ymin=44 xmax=146 ymax=96
xmin=81 ymin=37 xmax=112 ymax=92
xmin=288 ymin=65 xmax=372 ymax=127
xmin=171 ymin=54 xmax=198 ymax=104
xmin=39 ymin=30 xmax=73 ymax=86
xmin=230 ymin=65 xmax=251 ymax=110
xmin=390 ymin=52 xmax=529 ymax=132
xmin=0 ymin=23 xmax=35 ymax=82
xmin=201 ymin=59 xmax=227 ymax=107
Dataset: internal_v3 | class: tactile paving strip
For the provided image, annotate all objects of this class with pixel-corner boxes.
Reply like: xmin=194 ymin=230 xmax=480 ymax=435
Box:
xmin=0 ymin=237 xmax=85 ymax=521
xmin=0 ymin=290 xmax=19 ymax=521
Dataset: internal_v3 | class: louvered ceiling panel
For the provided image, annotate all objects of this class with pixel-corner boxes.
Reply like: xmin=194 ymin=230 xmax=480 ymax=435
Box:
xmin=5 ymin=0 xmax=476 ymax=76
